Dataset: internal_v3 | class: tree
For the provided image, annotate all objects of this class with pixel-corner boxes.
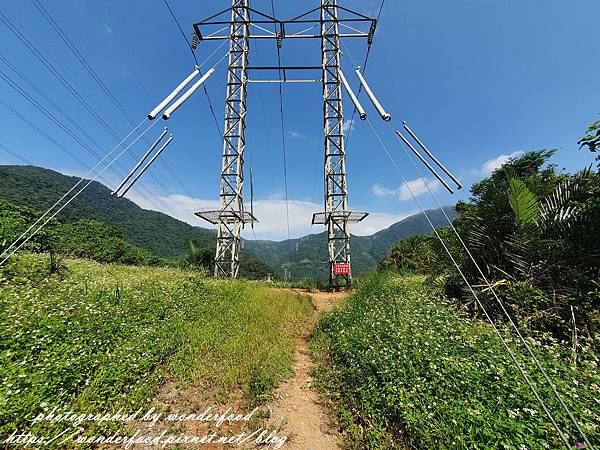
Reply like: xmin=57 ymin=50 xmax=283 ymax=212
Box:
xmin=578 ymin=115 xmax=600 ymax=169
xmin=58 ymin=219 xmax=151 ymax=265
xmin=0 ymin=200 xmax=59 ymax=257
xmin=378 ymin=234 xmax=433 ymax=273
xmin=454 ymin=151 xmax=599 ymax=338
xmin=185 ymin=240 xmax=214 ymax=271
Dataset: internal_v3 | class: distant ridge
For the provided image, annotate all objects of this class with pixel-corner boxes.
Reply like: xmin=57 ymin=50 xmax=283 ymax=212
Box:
xmin=245 ymin=206 xmax=457 ymax=279
xmin=0 ymin=165 xmax=456 ymax=278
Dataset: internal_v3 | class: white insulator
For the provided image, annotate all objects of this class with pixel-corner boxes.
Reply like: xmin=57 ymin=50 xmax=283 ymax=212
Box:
xmin=119 ymin=135 xmax=174 ymax=197
xmin=162 ymin=69 xmax=216 ymax=120
xmin=111 ymin=127 xmax=168 ymax=196
xmin=339 ymin=69 xmax=367 ymax=120
xmin=147 ymin=68 xmax=200 ymax=120
xmin=355 ymin=68 xmax=391 ymax=122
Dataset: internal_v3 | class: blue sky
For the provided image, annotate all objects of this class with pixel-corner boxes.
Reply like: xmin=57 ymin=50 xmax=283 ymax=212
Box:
xmin=0 ymin=0 xmax=598 ymax=240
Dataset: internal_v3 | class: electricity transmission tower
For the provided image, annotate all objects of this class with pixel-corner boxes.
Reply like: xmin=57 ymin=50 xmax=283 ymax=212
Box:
xmin=194 ymin=0 xmax=374 ymax=287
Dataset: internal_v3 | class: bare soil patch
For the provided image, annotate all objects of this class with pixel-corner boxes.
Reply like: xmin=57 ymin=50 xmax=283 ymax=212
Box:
xmin=262 ymin=290 xmax=346 ymax=450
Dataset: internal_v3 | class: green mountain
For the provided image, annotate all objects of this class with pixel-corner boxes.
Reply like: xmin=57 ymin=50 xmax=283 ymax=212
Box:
xmin=0 ymin=165 xmax=456 ymax=279
xmin=245 ymin=206 xmax=457 ymax=280
xmin=0 ymin=165 xmax=215 ymax=257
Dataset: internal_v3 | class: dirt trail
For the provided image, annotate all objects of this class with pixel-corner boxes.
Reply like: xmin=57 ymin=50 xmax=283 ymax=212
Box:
xmin=127 ymin=289 xmax=345 ymax=450
xmin=264 ymin=290 xmax=346 ymax=450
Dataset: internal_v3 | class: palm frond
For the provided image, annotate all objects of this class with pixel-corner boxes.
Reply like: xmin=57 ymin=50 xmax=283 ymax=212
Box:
xmin=539 ymin=175 xmax=584 ymax=231
xmin=508 ymin=178 xmax=540 ymax=228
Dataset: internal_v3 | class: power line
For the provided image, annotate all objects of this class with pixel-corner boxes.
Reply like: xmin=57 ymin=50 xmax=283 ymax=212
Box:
xmin=0 ymin=143 xmax=32 ymax=165
xmin=364 ymin=117 xmax=572 ymax=448
xmin=243 ymin=95 xmax=267 ymax=267
xmin=343 ymin=0 xmax=386 ymax=148
xmin=253 ymin=47 xmax=277 ymax=192
xmin=0 ymin=93 xmax=172 ymax=218
xmin=0 ymin=119 xmax=148 ymax=262
xmin=0 ymin=121 xmax=159 ymax=266
xmin=0 ymin=53 xmax=115 ymax=160
xmin=161 ymin=0 xmax=198 ymax=66
xmin=30 ymin=0 xmax=133 ymax=133
xmin=27 ymin=0 xmax=194 ymax=203
xmin=1 ymin=6 xmax=196 ymax=220
xmin=388 ymin=121 xmax=594 ymax=449
xmin=0 ymin=69 xmax=107 ymax=163
xmin=83 ymin=0 xmax=197 ymax=198
xmin=0 ymin=65 xmax=172 ymax=215
xmin=161 ymin=0 xmax=222 ymax=138
xmin=0 ymin=99 xmax=87 ymax=168
xmin=0 ymin=10 xmax=123 ymax=147
xmin=269 ymin=0 xmax=293 ymax=275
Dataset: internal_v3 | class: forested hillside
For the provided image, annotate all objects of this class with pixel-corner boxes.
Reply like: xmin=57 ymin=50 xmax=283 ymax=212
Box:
xmin=0 ymin=165 xmax=215 ymax=258
xmin=246 ymin=207 xmax=456 ymax=279
xmin=1 ymin=165 xmax=455 ymax=279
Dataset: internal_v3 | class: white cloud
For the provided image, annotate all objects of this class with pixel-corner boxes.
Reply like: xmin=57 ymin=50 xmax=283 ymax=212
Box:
xmin=289 ymin=130 xmax=304 ymax=139
xmin=479 ymin=151 xmax=523 ymax=175
xmin=351 ymin=211 xmax=417 ymax=236
xmin=371 ymin=177 xmax=440 ymax=201
xmin=124 ymin=192 xmax=413 ymax=241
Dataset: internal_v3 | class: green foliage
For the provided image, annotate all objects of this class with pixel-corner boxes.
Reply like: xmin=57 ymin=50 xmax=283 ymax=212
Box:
xmin=0 ymin=199 xmax=59 ymax=256
xmin=184 ymin=239 xmax=213 ymax=272
xmin=377 ymin=234 xmax=433 ymax=273
xmin=312 ymin=273 xmax=599 ymax=449
xmin=578 ymin=115 xmax=600 ymax=168
xmin=58 ymin=219 xmax=151 ymax=265
xmin=238 ymin=249 xmax=274 ymax=280
xmin=377 ymin=226 xmax=462 ymax=278
xmin=0 ymin=254 xmax=312 ymax=440
xmin=381 ymin=150 xmax=599 ymax=342
xmin=507 ymin=177 xmax=540 ymax=228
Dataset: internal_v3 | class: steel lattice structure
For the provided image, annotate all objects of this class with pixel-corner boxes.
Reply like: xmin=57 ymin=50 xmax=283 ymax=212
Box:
xmin=214 ymin=0 xmax=251 ymax=278
xmin=320 ymin=0 xmax=351 ymax=287
xmin=194 ymin=0 xmax=374 ymax=287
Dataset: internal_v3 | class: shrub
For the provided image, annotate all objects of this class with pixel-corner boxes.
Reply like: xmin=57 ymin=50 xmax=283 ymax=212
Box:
xmin=312 ymin=273 xmax=599 ymax=449
xmin=58 ymin=219 xmax=151 ymax=265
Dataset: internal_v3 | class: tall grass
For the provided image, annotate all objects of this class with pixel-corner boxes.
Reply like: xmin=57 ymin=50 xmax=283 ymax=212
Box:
xmin=311 ymin=272 xmax=599 ymax=449
xmin=0 ymin=254 xmax=312 ymax=437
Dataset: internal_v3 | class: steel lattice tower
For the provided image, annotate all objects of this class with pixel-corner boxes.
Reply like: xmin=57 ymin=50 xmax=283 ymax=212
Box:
xmin=214 ymin=0 xmax=251 ymax=278
xmin=194 ymin=0 xmax=374 ymax=287
xmin=320 ymin=0 xmax=351 ymax=287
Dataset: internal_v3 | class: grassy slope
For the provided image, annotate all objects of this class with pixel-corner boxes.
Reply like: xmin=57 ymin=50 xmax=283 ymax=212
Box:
xmin=312 ymin=273 xmax=599 ymax=449
xmin=0 ymin=255 xmax=312 ymax=437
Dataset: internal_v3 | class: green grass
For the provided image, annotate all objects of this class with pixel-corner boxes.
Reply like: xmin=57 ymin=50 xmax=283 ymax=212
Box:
xmin=311 ymin=272 xmax=599 ymax=449
xmin=0 ymin=254 xmax=312 ymax=438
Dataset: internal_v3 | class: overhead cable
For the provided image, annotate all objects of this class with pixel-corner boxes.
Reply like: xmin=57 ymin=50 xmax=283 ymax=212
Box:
xmin=365 ymin=117 xmax=572 ymax=449
xmin=0 ymin=120 xmax=159 ymax=267
xmin=390 ymin=121 xmax=593 ymax=449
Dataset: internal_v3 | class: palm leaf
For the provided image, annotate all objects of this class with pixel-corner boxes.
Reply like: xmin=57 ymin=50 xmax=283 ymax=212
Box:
xmin=508 ymin=178 xmax=540 ymax=228
xmin=539 ymin=170 xmax=589 ymax=231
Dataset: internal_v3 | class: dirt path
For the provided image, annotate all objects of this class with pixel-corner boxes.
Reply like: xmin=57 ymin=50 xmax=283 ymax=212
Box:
xmin=264 ymin=290 xmax=346 ymax=450
xmin=127 ymin=289 xmax=345 ymax=450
